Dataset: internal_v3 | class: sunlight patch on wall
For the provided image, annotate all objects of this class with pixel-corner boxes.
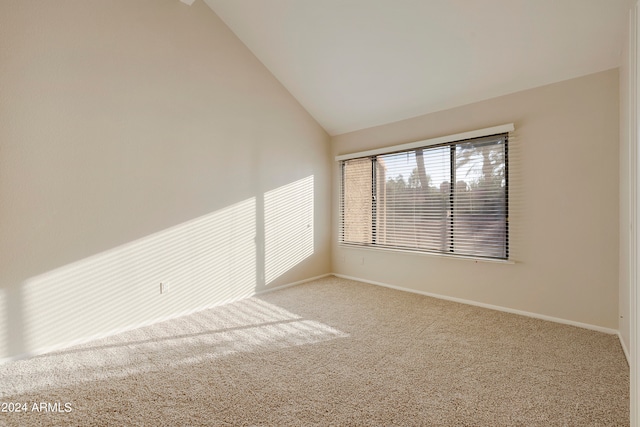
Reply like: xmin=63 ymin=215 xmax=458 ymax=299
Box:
xmin=264 ymin=175 xmax=314 ymax=284
xmin=20 ymin=198 xmax=256 ymax=355
xmin=0 ymin=298 xmax=348 ymax=396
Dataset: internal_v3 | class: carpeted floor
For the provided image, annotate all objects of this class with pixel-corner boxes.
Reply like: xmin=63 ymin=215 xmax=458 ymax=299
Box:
xmin=0 ymin=276 xmax=629 ymax=426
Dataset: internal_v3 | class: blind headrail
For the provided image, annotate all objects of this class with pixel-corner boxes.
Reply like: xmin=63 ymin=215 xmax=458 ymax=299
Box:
xmin=334 ymin=123 xmax=514 ymax=162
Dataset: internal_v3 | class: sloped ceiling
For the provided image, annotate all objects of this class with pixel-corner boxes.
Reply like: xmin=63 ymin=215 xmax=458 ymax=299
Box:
xmin=204 ymin=0 xmax=631 ymax=135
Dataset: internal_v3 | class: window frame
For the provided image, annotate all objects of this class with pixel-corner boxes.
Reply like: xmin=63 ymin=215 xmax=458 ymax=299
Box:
xmin=338 ymin=127 xmax=511 ymax=262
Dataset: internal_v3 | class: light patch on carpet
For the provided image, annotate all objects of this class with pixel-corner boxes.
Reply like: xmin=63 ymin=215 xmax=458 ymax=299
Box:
xmin=0 ymin=298 xmax=348 ymax=397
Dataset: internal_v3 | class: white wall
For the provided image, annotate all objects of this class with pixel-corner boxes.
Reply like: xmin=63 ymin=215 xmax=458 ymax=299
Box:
xmin=332 ymin=70 xmax=620 ymax=330
xmin=0 ymin=0 xmax=331 ymax=360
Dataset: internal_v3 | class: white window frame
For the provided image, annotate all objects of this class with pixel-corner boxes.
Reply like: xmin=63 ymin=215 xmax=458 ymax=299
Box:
xmin=336 ymin=124 xmax=514 ymax=262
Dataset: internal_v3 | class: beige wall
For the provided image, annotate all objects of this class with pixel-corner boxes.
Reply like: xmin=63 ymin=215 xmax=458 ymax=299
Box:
xmin=332 ymin=69 xmax=620 ymax=330
xmin=0 ymin=0 xmax=331 ymax=360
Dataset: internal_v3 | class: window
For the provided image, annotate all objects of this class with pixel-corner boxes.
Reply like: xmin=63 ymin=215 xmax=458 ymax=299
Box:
xmin=339 ymin=131 xmax=509 ymax=260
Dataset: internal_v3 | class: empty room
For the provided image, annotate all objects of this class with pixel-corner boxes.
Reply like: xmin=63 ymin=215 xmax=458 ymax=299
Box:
xmin=1 ymin=0 xmax=638 ymax=426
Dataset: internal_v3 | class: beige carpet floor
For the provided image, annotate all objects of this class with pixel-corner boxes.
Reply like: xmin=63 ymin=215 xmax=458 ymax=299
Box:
xmin=0 ymin=276 xmax=629 ymax=426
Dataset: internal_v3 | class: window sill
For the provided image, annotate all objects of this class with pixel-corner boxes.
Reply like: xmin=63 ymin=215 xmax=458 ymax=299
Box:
xmin=337 ymin=243 xmax=516 ymax=264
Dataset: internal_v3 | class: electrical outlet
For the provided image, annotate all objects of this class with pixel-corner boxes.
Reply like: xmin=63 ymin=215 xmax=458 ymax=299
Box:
xmin=160 ymin=282 xmax=169 ymax=294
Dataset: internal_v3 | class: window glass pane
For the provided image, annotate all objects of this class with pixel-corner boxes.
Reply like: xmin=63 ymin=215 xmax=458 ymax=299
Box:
xmin=453 ymin=138 xmax=507 ymax=258
xmin=342 ymin=158 xmax=373 ymax=244
xmin=376 ymin=147 xmax=451 ymax=251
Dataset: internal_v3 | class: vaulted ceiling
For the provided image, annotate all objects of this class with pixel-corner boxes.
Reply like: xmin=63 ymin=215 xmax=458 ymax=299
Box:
xmin=204 ymin=0 xmax=632 ymax=135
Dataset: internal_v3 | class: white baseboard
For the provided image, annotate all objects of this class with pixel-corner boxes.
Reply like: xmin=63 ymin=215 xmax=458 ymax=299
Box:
xmin=0 ymin=273 xmax=332 ymax=366
xmin=618 ymin=331 xmax=631 ymax=366
xmin=256 ymin=273 xmax=332 ymax=295
xmin=332 ymin=273 xmax=619 ymax=335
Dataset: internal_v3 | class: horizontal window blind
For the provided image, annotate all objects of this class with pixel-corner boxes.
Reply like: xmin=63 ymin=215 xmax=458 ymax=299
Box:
xmin=339 ymin=133 xmax=509 ymax=260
